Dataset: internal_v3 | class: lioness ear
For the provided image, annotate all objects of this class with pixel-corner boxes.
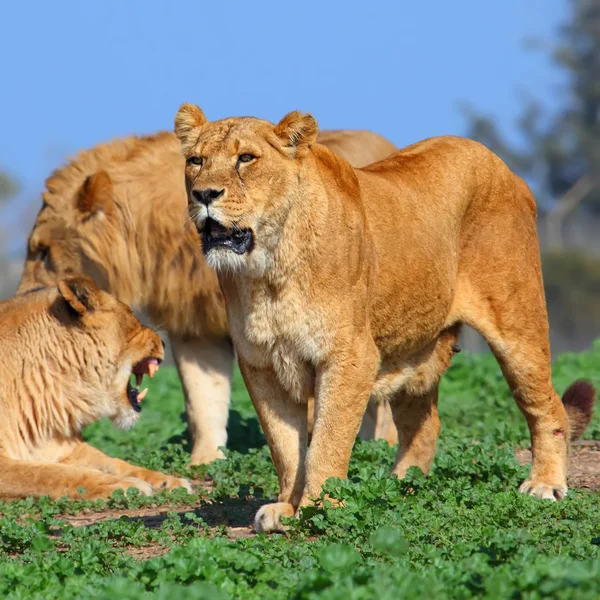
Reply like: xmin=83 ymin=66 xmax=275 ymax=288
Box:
xmin=274 ymin=111 xmax=319 ymax=154
xmin=77 ymin=171 xmax=113 ymax=216
xmin=57 ymin=275 xmax=102 ymax=316
xmin=175 ymin=103 xmax=208 ymax=149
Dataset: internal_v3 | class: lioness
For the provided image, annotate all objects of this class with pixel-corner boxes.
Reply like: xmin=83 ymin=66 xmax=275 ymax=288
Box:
xmin=174 ymin=104 xmax=596 ymax=533
xmin=0 ymin=275 xmax=191 ymax=499
xmin=18 ymin=129 xmax=398 ymax=464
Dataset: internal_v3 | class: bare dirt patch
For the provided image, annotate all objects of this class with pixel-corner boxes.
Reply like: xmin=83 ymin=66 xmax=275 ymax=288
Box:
xmin=515 ymin=440 xmax=600 ymax=491
xmin=125 ymin=543 xmax=173 ymax=560
xmin=56 ymin=483 xmax=266 ymax=547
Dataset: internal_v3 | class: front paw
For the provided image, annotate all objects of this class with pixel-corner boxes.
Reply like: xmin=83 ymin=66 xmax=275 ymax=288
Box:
xmin=97 ymin=477 xmax=155 ymax=499
xmin=165 ymin=476 xmax=193 ymax=493
xmin=519 ymin=479 xmax=567 ymax=501
xmin=254 ymin=502 xmax=296 ymax=533
xmin=190 ymin=447 xmax=226 ymax=466
xmin=149 ymin=474 xmax=193 ymax=493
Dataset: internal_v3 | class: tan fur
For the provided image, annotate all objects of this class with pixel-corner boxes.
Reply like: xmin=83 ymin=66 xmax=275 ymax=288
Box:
xmin=0 ymin=276 xmax=191 ymax=499
xmin=317 ymin=129 xmax=398 ymax=168
xmin=175 ymin=105 xmax=596 ymax=532
xmin=18 ymin=129 xmax=398 ymax=464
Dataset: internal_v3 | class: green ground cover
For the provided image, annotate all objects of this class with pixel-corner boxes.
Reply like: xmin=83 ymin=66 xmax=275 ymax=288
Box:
xmin=1 ymin=343 xmax=599 ymax=599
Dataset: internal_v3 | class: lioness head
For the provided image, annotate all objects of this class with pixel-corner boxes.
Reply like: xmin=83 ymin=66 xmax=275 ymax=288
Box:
xmin=174 ymin=104 xmax=318 ymax=275
xmin=54 ymin=275 xmax=164 ymax=430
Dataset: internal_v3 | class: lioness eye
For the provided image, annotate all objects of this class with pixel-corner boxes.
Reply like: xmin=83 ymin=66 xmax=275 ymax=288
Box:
xmin=38 ymin=247 xmax=49 ymax=262
xmin=238 ymin=154 xmax=256 ymax=163
xmin=187 ymin=156 xmax=204 ymax=167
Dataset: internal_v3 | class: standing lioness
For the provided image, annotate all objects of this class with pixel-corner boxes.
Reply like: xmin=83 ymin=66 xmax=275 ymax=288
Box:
xmin=0 ymin=275 xmax=191 ymax=499
xmin=174 ymin=104 xmax=595 ymax=533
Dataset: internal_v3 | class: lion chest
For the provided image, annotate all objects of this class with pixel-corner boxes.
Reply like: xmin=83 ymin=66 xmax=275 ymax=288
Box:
xmin=226 ymin=284 xmax=329 ymax=402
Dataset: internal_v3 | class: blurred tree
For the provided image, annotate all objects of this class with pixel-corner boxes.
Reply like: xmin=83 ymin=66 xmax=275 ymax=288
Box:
xmin=543 ymin=251 xmax=600 ymax=350
xmin=0 ymin=170 xmax=17 ymax=203
xmin=0 ymin=169 xmax=19 ymax=300
xmin=463 ymin=0 xmax=600 ymax=249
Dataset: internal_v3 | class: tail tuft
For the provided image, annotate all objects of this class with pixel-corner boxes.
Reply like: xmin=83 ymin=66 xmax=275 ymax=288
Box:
xmin=562 ymin=380 xmax=596 ymax=440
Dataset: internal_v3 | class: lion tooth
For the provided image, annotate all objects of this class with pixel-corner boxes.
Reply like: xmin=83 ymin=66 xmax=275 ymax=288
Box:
xmin=148 ymin=363 xmax=158 ymax=378
xmin=137 ymin=388 xmax=148 ymax=401
xmin=136 ymin=373 xmax=143 ymax=387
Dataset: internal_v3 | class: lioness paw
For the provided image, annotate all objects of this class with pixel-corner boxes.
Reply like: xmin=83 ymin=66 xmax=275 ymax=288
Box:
xmin=254 ymin=502 xmax=296 ymax=533
xmin=146 ymin=474 xmax=193 ymax=493
xmin=159 ymin=477 xmax=193 ymax=494
xmin=190 ymin=447 xmax=226 ymax=466
xmin=112 ymin=477 xmax=155 ymax=497
xmin=519 ymin=480 xmax=567 ymax=501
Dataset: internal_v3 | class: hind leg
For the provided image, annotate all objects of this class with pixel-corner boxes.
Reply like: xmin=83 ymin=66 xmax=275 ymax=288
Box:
xmin=490 ymin=337 xmax=567 ymax=499
xmin=390 ymin=386 xmax=440 ymax=478
xmin=384 ymin=326 xmax=460 ymax=477
xmin=458 ymin=284 xmax=568 ymax=498
xmin=458 ymin=302 xmax=568 ymax=499
xmin=457 ymin=267 xmax=568 ymax=497
xmin=454 ymin=181 xmax=569 ymax=499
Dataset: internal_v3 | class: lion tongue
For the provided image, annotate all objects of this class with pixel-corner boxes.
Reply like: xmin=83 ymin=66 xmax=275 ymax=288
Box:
xmin=147 ymin=362 xmax=158 ymax=378
xmin=132 ymin=358 xmax=160 ymax=380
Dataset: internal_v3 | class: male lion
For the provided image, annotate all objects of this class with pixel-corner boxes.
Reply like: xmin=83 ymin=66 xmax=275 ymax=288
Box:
xmin=174 ymin=104 xmax=596 ymax=533
xmin=18 ymin=129 xmax=398 ymax=464
xmin=0 ymin=275 xmax=192 ymax=499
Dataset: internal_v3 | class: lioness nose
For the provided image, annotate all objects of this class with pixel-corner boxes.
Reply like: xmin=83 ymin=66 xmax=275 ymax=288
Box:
xmin=192 ymin=188 xmax=225 ymax=206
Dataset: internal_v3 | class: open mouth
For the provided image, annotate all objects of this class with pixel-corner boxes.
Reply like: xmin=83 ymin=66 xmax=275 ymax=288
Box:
xmin=201 ymin=217 xmax=254 ymax=255
xmin=127 ymin=357 xmax=160 ymax=413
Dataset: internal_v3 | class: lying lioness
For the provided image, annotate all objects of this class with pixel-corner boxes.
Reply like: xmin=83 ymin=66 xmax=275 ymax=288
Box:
xmin=174 ymin=104 xmax=595 ymax=533
xmin=0 ymin=275 xmax=191 ymax=499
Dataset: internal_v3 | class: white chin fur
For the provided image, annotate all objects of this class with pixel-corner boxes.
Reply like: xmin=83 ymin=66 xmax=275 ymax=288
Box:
xmin=205 ymin=248 xmax=247 ymax=274
xmin=112 ymin=408 xmax=140 ymax=431
xmin=207 ymin=247 xmax=271 ymax=279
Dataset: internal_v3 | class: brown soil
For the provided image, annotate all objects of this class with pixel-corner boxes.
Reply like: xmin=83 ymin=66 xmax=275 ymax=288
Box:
xmin=55 ymin=485 xmax=267 ymax=551
xmin=125 ymin=543 xmax=173 ymax=560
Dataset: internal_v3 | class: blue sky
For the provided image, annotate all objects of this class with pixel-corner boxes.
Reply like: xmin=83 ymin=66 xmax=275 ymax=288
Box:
xmin=1 ymin=0 xmax=565 ymax=255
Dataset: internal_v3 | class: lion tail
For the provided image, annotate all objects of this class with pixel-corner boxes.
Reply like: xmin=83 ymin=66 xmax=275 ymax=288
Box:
xmin=562 ymin=380 xmax=596 ymax=440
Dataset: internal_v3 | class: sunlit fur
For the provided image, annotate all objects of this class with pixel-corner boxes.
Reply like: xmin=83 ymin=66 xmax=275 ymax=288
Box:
xmin=0 ymin=276 xmax=192 ymax=500
xmin=175 ymin=105 xmax=596 ymax=533
xmin=18 ymin=129 xmax=399 ymax=463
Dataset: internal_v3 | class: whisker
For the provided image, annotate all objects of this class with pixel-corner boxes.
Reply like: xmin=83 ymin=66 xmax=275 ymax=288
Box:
xmin=180 ymin=205 xmax=193 ymax=224
xmin=183 ymin=216 xmax=197 ymax=233
xmin=182 ymin=204 xmax=205 ymax=233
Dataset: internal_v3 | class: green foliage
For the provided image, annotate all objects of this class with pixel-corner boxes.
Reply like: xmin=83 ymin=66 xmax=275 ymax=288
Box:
xmin=1 ymin=344 xmax=600 ymax=598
